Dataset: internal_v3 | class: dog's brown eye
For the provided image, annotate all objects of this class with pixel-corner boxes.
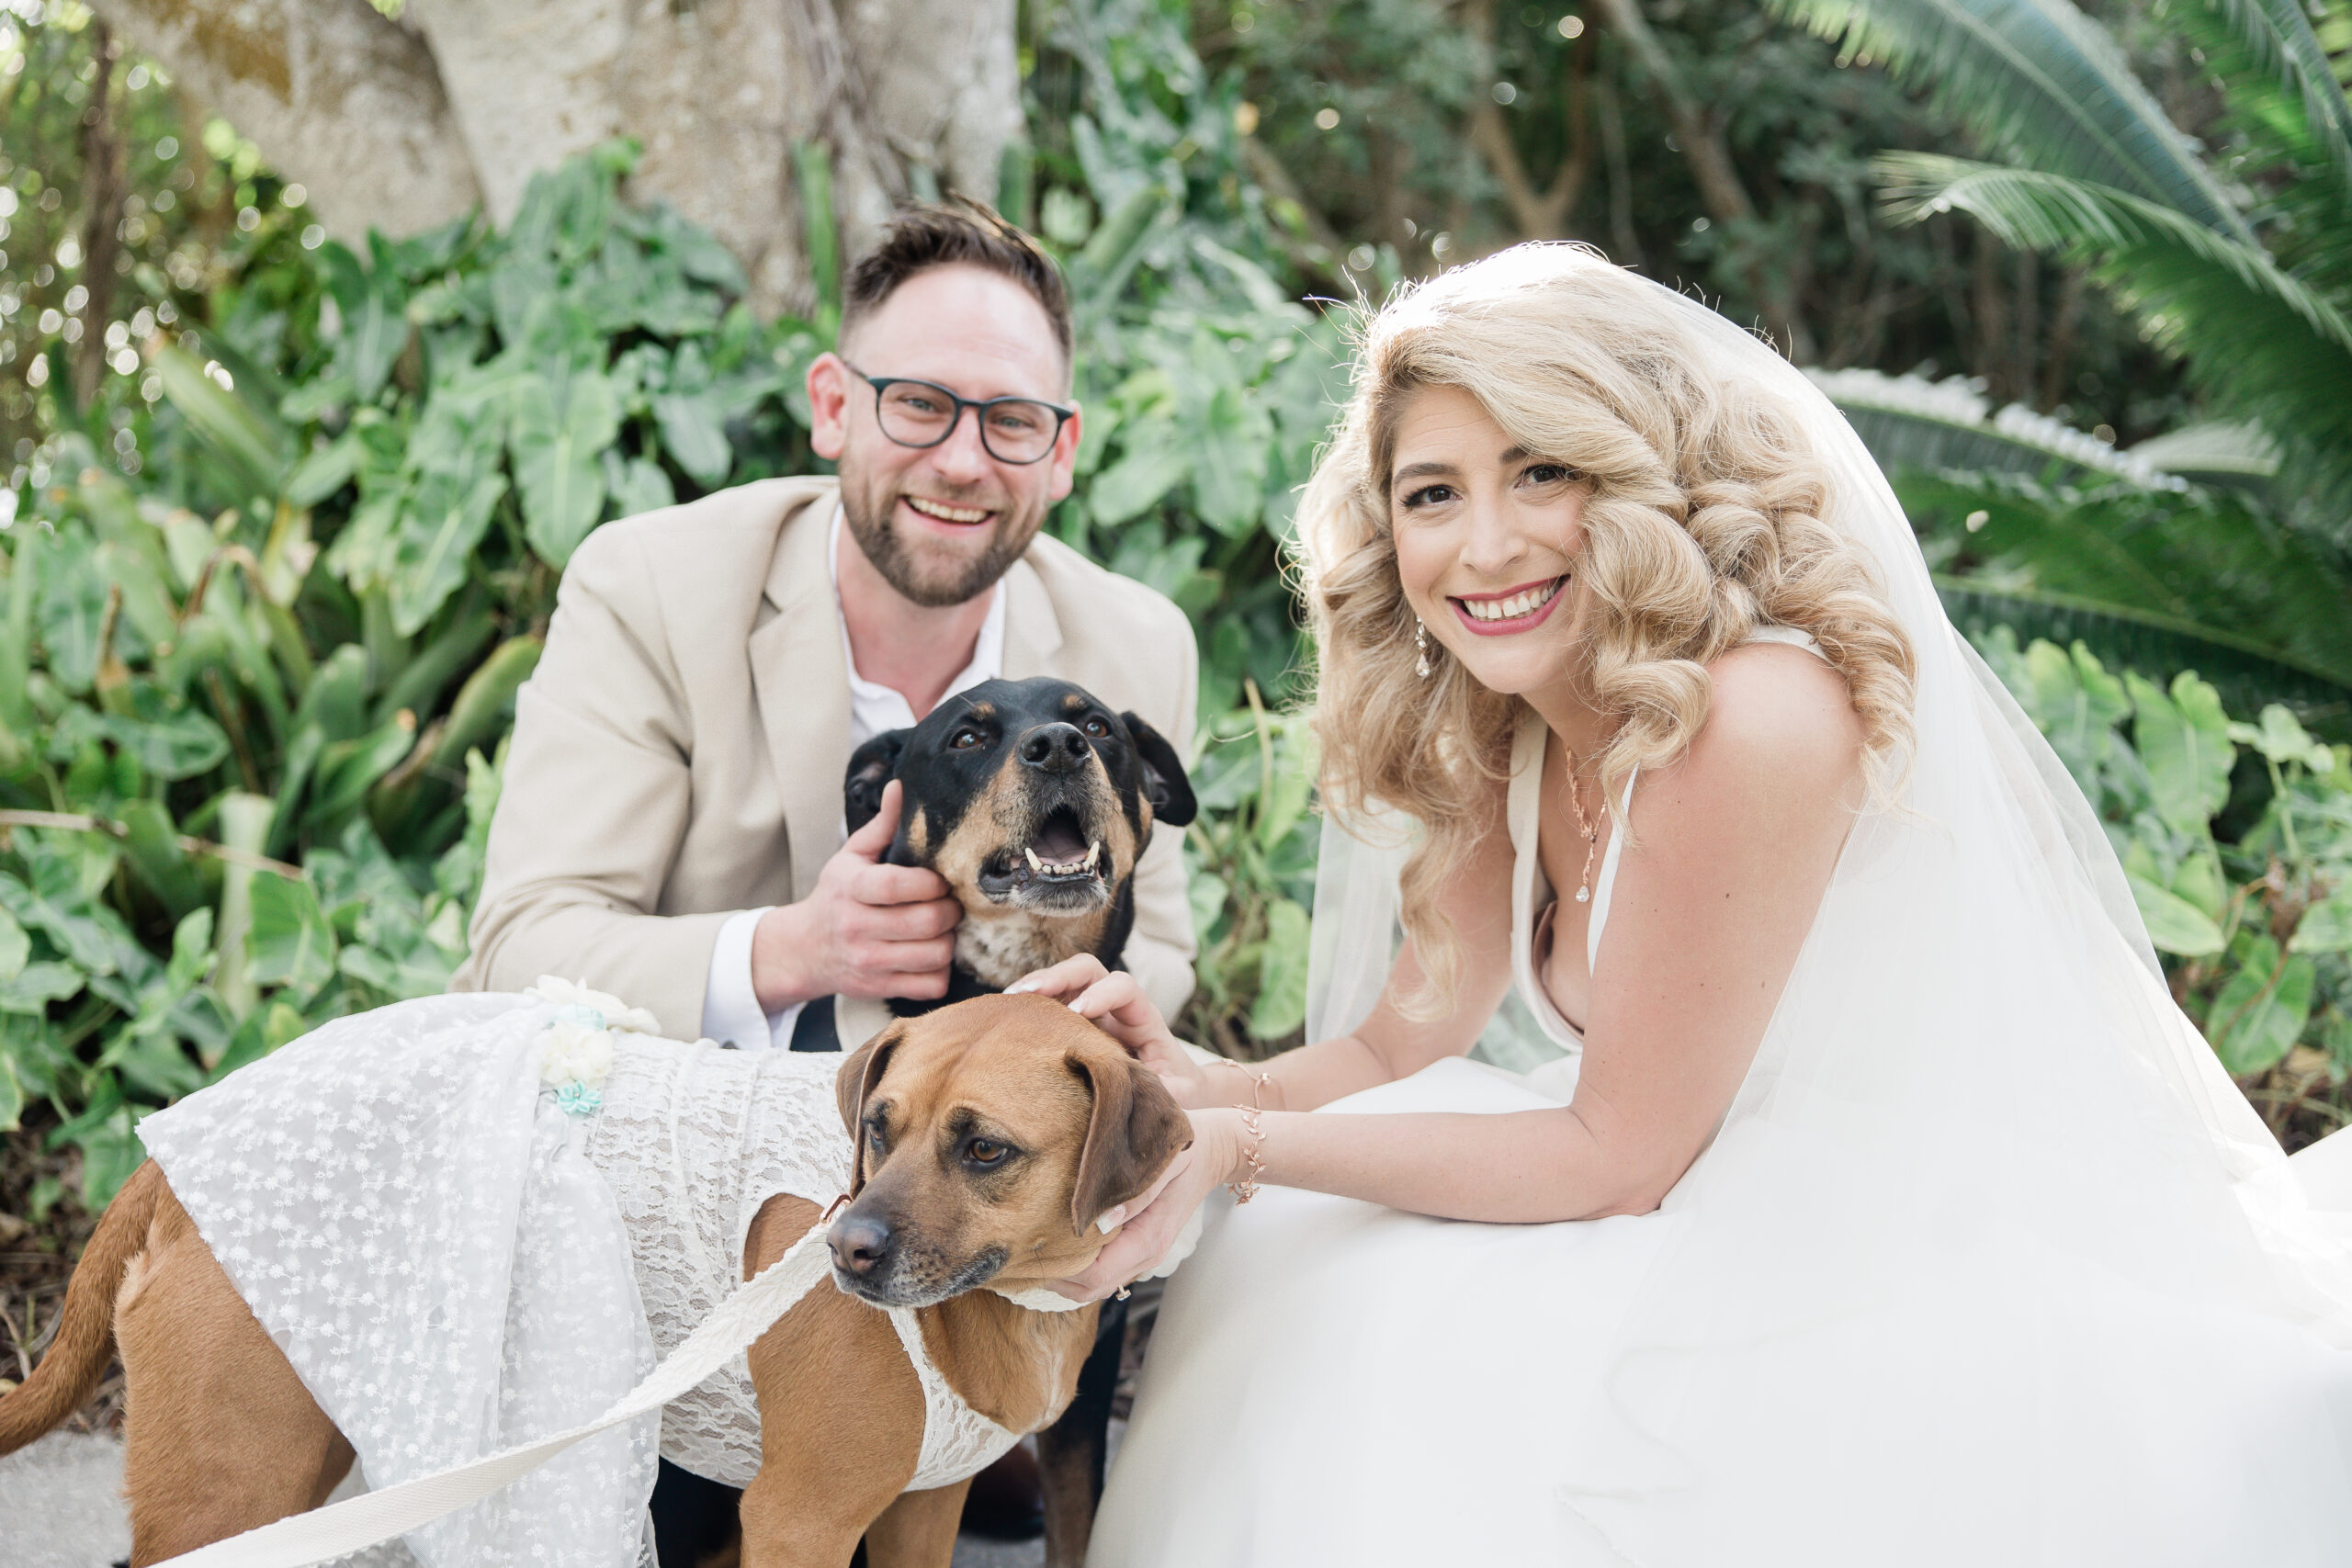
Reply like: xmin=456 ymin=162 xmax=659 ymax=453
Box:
xmin=966 ymin=1137 xmax=1007 ymax=1165
xmin=949 ymin=728 xmax=981 ymax=750
xmin=1082 ymin=717 xmax=1110 ymax=738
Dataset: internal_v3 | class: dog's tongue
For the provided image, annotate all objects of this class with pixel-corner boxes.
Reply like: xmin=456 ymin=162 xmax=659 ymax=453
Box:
xmin=1034 ymin=813 xmax=1087 ymax=863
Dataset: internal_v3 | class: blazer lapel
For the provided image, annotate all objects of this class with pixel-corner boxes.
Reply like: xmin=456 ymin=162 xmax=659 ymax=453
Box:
xmin=999 ymin=555 xmax=1063 ymax=679
xmin=749 ymin=495 xmax=853 ymax=905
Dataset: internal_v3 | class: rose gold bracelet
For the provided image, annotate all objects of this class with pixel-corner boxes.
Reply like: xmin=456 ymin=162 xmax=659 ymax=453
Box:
xmin=1229 ymin=1103 xmax=1267 ymax=1204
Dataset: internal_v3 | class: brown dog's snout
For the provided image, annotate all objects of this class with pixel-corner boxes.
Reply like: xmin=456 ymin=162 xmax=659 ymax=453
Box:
xmin=1017 ymin=722 xmax=1090 ymax=775
xmin=829 ymin=1211 xmax=894 ymax=1279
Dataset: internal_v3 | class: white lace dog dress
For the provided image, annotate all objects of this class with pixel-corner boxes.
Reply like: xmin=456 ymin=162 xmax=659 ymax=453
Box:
xmin=138 ymin=984 xmax=1021 ymax=1568
xmin=581 ymin=1027 xmax=1023 ymax=1489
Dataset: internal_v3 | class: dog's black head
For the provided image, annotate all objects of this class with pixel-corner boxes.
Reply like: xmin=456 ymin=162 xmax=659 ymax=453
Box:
xmin=845 ymin=677 xmax=1194 ymax=997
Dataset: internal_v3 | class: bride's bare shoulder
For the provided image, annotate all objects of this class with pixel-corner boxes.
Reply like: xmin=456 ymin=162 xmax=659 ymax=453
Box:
xmin=1659 ymin=641 xmax=1862 ymax=812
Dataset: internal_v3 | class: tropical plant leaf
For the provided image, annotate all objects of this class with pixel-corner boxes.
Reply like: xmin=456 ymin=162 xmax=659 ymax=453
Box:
xmin=2210 ymin=933 xmax=2316 ymax=1074
xmin=2129 ymin=670 xmax=2236 ymax=840
xmin=2205 ymin=0 xmax=2352 ymax=198
xmin=1249 ymin=895 xmax=1312 ymax=1041
xmin=246 ymin=872 xmax=337 ymax=999
xmin=1771 ymin=0 xmax=2252 ymax=239
xmin=1881 ymin=154 xmax=2352 ymax=535
xmin=511 ymin=367 xmax=620 ymax=567
xmin=2292 ymin=890 xmax=2352 ymax=954
xmin=2129 ymin=873 xmax=2227 ymax=957
xmin=389 ymin=469 xmax=508 ymax=637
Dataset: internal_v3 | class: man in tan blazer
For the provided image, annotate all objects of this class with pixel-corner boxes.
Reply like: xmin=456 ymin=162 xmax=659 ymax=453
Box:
xmin=454 ymin=202 xmax=1196 ymax=1058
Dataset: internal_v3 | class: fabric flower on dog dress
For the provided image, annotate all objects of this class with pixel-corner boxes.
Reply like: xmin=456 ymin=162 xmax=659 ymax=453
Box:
xmin=526 ymin=976 xmax=658 ymax=1116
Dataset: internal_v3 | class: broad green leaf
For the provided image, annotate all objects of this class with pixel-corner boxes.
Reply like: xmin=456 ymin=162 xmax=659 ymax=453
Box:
xmin=247 ymin=872 xmax=338 ymax=999
xmin=1193 ymin=384 xmax=1273 ymax=536
xmin=2128 ymin=671 xmax=2234 ymax=839
xmin=2128 ymin=874 xmax=2225 ymax=957
xmin=1091 ymin=420 xmax=1191 ymax=525
xmin=36 ymin=532 xmax=109 ymax=694
xmin=1249 ymin=896 xmax=1312 ymax=1041
xmin=210 ymin=1000 xmax=310 ymax=1083
xmin=652 ymin=392 xmax=733 ymax=487
xmin=1187 ymin=869 xmax=1230 ymax=940
xmin=0 ymin=960 xmax=84 ymax=1013
xmin=2290 ymin=891 xmax=2352 ymax=954
xmin=286 ymin=431 xmax=364 ymax=508
xmin=0 ymin=907 xmax=27 ymax=983
xmin=390 ymin=469 xmax=508 ymax=636
xmin=604 ymin=450 xmax=676 ymax=519
xmin=101 ymin=685 xmax=231 ymax=779
xmin=512 ymin=368 xmax=621 ymax=567
xmin=2209 ymin=935 xmax=2316 ymax=1075
xmin=0 ymin=1052 xmax=20 ymax=1133
xmin=72 ymin=1106 xmax=145 ymax=1205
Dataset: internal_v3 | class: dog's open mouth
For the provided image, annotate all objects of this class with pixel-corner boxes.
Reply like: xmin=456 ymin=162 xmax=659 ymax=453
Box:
xmin=977 ymin=806 xmax=1110 ymax=911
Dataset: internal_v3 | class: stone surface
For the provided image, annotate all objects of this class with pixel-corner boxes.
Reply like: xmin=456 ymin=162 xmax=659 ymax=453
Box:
xmin=0 ymin=1430 xmax=1045 ymax=1567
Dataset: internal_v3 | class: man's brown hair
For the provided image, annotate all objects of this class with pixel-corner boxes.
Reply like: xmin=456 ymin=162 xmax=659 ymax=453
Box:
xmin=839 ymin=197 xmax=1073 ymax=371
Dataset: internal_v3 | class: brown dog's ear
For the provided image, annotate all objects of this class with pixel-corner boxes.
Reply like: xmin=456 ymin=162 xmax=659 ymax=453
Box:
xmin=835 ymin=1024 xmax=907 ymax=1197
xmin=1066 ymin=1049 xmax=1195 ymax=1235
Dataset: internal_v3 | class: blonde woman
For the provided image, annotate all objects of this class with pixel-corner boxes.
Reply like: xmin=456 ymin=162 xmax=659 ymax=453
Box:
xmin=1013 ymin=245 xmax=2352 ymax=1566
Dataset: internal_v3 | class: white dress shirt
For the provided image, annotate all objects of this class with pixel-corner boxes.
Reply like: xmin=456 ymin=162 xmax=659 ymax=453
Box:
xmin=699 ymin=504 xmax=1006 ymax=1048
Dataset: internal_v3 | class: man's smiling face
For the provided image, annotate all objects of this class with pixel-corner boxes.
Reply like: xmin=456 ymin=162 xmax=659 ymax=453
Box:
xmin=808 ymin=264 xmax=1080 ymax=608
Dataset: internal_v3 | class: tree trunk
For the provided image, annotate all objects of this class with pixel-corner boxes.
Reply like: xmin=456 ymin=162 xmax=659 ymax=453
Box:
xmin=86 ymin=0 xmax=1022 ymax=318
xmin=85 ymin=0 xmax=485 ymax=242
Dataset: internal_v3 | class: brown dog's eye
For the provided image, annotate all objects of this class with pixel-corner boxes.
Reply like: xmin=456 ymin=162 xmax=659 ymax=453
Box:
xmin=965 ymin=1137 xmax=1008 ymax=1166
xmin=1082 ymin=716 xmax=1110 ymax=738
xmin=949 ymin=728 xmax=982 ymax=750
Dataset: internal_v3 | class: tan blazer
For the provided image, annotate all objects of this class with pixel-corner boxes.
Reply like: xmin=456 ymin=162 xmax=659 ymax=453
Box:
xmin=452 ymin=476 xmax=1200 ymax=1046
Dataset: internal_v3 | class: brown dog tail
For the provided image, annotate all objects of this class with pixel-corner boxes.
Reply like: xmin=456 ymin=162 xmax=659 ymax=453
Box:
xmin=0 ymin=1158 xmax=162 ymax=1455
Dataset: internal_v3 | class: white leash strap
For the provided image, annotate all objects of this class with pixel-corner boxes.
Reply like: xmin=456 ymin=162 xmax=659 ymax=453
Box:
xmin=156 ymin=1224 xmax=837 ymax=1568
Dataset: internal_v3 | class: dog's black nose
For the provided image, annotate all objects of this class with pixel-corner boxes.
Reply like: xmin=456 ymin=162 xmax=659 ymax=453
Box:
xmin=1018 ymin=722 xmax=1090 ymax=774
xmin=830 ymin=1213 xmax=894 ymax=1278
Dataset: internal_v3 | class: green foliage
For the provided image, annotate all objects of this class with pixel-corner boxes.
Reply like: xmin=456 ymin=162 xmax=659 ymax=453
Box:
xmin=1795 ymin=0 xmax=2352 ymax=545
xmin=1980 ymin=627 xmax=2352 ymax=1109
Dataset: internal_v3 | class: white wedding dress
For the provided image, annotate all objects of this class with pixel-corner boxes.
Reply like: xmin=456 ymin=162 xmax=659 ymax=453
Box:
xmin=1088 ymin=250 xmax=2352 ymax=1567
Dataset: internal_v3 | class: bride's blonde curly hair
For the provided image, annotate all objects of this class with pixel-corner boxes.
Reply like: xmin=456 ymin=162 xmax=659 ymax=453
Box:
xmin=1295 ymin=246 xmax=1916 ymax=1012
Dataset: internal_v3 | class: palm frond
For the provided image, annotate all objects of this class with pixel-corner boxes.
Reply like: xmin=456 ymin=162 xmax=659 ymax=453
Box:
xmin=2126 ymin=422 xmax=2280 ymax=495
xmin=1907 ymin=470 xmax=2352 ymax=689
xmin=2205 ymin=0 xmax=2352 ymax=197
xmin=1880 ymin=153 xmax=2352 ymax=354
xmin=1880 ymin=153 xmax=2352 ymax=532
xmin=1770 ymin=0 xmax=2253 ymax=241
xmin=1809 ymin=367 xmax=2188 ymax=487
xmin=1935 ymin=580 xmax=2352 ymax=728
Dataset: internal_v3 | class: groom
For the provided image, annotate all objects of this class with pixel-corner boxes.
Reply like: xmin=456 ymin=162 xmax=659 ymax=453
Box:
xmin=452 ymin=199 xmax=1199 ymax=1556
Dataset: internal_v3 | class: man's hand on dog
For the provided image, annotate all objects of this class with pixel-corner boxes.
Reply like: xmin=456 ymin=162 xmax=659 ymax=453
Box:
xmin=754 ymin=780 xmax=962 ymax=1008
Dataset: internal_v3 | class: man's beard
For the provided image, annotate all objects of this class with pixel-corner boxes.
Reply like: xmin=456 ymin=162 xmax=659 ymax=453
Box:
xmin=839 ymin=472 xmax=1044 ymax=609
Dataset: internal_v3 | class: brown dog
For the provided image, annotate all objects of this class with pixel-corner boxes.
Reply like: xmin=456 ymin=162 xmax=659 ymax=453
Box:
xmin=0 ymin=994 xmax=1191 ymax=1567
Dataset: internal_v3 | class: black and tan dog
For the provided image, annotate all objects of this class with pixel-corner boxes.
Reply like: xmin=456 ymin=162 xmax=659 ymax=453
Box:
xmin=0 ymin=995 xmax=1191 ymax=1568
xmin=840 ymin=676 xmax=1194 ymax=1562
xmin=845 ymin=675 xmax=1196 ymax=1011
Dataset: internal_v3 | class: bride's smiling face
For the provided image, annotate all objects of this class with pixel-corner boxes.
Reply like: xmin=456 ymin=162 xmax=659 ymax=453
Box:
xmin=1387 ymin=383 xmax=1590 ymax=698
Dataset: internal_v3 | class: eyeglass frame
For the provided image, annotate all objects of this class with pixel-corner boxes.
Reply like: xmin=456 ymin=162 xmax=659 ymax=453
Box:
xmin=842 ymin=361 xmax=1077 ymax=467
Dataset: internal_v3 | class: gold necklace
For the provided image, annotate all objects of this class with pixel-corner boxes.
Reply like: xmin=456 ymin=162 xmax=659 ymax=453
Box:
xmin=1562 ymin=747 xmax=1600 ymax=905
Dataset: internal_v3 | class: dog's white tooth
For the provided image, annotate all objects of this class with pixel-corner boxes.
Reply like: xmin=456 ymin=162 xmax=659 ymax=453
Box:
xmin=1084 ymin=840 xmax=1100 ymax=871
xmin=1024 ymin=847 xmax=1044 ymax=874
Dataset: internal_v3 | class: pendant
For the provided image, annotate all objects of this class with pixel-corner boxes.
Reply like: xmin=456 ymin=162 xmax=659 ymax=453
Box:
xmin=1575 ymin=886 xmax=1591 ymax=904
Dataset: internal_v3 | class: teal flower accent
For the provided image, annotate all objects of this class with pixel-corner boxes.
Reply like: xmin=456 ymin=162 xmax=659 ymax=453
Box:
xmin=556 ymin=1079 xmax=605 ymax=1117
xmin=550 ymin=1003 xmax=608 ymax=1032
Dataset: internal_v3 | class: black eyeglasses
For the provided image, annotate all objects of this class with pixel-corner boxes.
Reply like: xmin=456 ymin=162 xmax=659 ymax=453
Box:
xmin=844 ymin=362 xmax=1075 ymax=466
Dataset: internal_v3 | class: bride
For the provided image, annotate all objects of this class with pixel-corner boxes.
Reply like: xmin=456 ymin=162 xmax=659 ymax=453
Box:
xmin=1009 ymin=244 xmax=2352 ymax=1565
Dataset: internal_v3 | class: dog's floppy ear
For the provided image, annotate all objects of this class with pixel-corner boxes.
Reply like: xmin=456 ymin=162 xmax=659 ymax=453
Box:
xmin=844 ymin=729 xmax=911 ymax=837
xmin=1118 ymin=712 xmax=1196 ymax=829
xmin=835 ymin=1023 xmax=908 ymax=1197
xmin=1066 ymin=1047 xmax=1194 ymax=1236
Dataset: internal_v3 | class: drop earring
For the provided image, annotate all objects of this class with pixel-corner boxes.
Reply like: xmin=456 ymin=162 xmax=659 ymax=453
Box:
xmin=1415 ymin=619 xmax=1433 ymax=679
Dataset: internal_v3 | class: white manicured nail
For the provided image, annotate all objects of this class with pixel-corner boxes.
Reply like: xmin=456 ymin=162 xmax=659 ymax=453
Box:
xmin=1005 ymin=979 xmax=1036 ymax=994
xmin=1097 ymin=1205 xmax=1126 ymax=1233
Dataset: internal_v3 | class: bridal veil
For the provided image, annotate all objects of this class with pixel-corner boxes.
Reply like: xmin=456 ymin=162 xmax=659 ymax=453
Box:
xmin=1298 ymin=246 xmax=2352 ymax=1563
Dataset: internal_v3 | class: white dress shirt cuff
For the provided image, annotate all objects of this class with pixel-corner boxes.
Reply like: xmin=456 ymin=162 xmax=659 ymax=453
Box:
xmin=702 ymin=907 xmax=801 ymax=1049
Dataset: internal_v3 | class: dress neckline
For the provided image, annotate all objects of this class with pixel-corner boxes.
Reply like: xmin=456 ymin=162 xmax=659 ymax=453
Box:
xmin=1508 ymin=623 xmax=1826 ymax=1049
